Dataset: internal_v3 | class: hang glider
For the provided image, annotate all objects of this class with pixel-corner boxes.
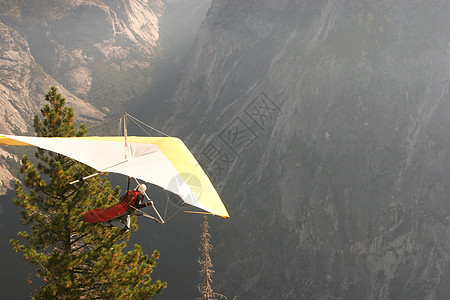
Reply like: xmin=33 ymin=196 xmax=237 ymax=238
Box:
xmin=0 ymin=134 xmax=229 ymax=221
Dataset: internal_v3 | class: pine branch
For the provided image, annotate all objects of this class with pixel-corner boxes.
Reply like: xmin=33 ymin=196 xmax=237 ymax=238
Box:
xmin=69 ymin=232 xmax=90 ymax=246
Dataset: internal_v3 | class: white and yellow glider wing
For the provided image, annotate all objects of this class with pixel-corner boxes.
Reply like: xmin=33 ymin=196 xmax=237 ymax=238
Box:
xmin=0 ymin=134 xmax=229 ymax=218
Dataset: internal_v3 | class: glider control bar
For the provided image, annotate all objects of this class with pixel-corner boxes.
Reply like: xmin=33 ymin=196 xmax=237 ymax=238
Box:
xmin=143 ymin=192 xmax=165 ymax=224
xmin=131 ymin=206 xmax=163 ymax=224
xmin=133 ymin=177 xmax=165 ymax=224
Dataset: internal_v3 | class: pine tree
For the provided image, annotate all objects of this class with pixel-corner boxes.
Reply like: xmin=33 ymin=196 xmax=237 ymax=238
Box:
xmin=10 ymin=87 xmax=166 ymax=299
xmin=197 ymin=216 xmax=234 ymax=300
xmin=197 ymin=215 xmax=215 ymax=300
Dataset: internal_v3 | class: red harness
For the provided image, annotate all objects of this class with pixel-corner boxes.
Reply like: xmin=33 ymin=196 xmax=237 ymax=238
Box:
xmin=119 ymin=190 xmax=140 ymax=210
xmin=83 ymin=191 xmax=142 ymax=224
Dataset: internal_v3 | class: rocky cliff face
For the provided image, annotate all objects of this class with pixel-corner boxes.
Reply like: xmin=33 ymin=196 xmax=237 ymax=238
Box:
xmin=0 ymin=19 xmax=104 ymax=193
xmin=163 ymin=0 xmax=450 ymax=298
xmin=1 ymin=0 xmax=164 ymax=108
xmin=0 ymin=0 xmax=164 ymax=193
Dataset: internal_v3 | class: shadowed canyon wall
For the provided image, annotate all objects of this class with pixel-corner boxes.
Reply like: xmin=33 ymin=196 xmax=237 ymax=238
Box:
xmin=160 ymin=0 xmax=450 ymax=298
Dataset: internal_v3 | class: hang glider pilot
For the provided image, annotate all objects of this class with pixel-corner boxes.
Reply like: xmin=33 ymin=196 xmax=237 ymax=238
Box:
xmin=82 ymin=184 xmax=153 ymax=231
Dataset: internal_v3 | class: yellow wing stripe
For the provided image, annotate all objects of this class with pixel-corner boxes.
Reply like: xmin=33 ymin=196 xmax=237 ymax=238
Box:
xmin=156 ymin=138 xmax=229 ymax=218
xmin=0 ymin=136 xmax=32 ymax=146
